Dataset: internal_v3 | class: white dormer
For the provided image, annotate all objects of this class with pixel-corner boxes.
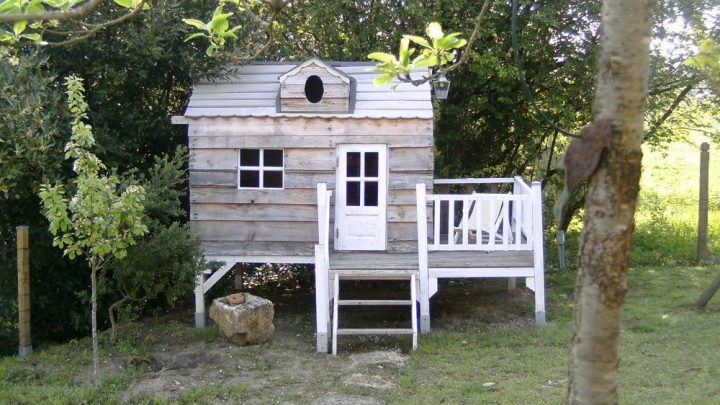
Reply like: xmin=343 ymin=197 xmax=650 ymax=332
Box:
xmin=278 ymin=58 xmax=352 ymax=113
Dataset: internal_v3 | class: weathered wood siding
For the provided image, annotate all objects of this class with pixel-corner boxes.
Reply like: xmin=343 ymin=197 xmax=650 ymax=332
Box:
xmin=279 ymin=64 xmax=351 ymax=113
xmin=189 ymin=116 xmax=433 ymax=257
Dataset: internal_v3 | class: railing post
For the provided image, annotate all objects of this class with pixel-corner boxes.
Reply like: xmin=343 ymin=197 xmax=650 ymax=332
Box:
xmin=416 ymin=184 xmax=431 ymax=333
xmin=317 ymin=183 xmax=328 ymax=245
xmin=531 ymin=181 xmax=546 ymax=326
xmin=17 ymin=226 xmax=32 ymax=356
xmin=315 ymin=183 xmax=331 ymax=352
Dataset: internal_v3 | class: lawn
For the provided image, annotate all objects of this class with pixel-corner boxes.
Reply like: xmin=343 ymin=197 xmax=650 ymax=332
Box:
xmin=387 ymin=265 xmax=720 ymax=404
xmin=0 ymin=264 xmax=717 ymax=404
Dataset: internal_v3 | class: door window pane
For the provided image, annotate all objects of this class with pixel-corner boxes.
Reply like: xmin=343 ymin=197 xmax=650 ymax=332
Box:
xmin=240 ymin=149 xmax=260 ymax=166
xmin=347 ymin=152 xmax=361 ymax=177
xmin=364 ymin=152 xmax=379 ymax=177
xmin=264 ymin=149 xmax=283 ymax=167
xmin=365 ymin=181 xmax=378 ymax=206
xmin=263 ymin=171 xmax=283 ymax=188
xmin=347 ymin=181 xmax=360 ymax=206
xmin=240 ymin=170 xmax=260 ymax=188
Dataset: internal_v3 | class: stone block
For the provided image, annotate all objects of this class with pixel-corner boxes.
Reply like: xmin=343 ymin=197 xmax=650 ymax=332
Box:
xmin=209 ymin=293 xmax=274 ymax=345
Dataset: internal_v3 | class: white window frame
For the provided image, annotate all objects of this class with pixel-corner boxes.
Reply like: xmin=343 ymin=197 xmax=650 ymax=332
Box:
xmin=237 ymin=148 xmax=285 ymax=190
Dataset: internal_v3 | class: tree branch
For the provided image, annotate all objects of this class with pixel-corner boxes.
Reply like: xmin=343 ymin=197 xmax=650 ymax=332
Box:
xmin=645 ymin=83 xmax=694 ymax=139
xmin=0 ymin=0 xmax=103 ymax=23
xmin=223 ymin=8 xmax=278 ymax=64
xmin=44 ymin=0 xmax=145 ymax=47
xmin=394 ymin=0 xmax=493 ymax=86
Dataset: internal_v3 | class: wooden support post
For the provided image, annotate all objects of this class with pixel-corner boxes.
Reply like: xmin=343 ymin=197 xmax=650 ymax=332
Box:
xmin=314 ymin=244 xmax=329 ymax=353
xmin=531 ymin=182 xmax=546 ymax=327
xmin=416 ymin=184 xmax=431 ymax=333
xmin=17 ymin=225 xmax=32 ymax=356
xmin=194 ymin=271 xmax=206 ymax=329
xmin=697 ymin=142 xmax=710 ymax=263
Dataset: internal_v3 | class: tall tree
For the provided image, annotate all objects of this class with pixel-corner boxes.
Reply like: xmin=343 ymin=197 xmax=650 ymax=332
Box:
xmin=567 ymin=0 xmax=655 ymax=403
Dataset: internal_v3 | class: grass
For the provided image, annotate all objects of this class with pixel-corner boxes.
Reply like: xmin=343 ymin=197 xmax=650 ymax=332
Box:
xmin=0 ymin=265 xmax=717 ymax=403
xmin=386 ymin=265 xmax=720 ymax=404
xmin=548 ymin=134 xmax=720 ymax=268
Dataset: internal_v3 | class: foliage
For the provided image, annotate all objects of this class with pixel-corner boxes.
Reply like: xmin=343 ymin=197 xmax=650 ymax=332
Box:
xmin=0 ymin=51 xmax=64 ymax=196
xmin=2 ymin=0 xmax=224 ymax=355
xmin=39 ymin=76 xmax=147 ymax=263
xmin=181 ymin=0 xmax=281 ymax=59
xmin=0 ymin=51 xmax=88 ymax=357
xmin=38 ymin=76 xmax=147 ymax=380
xmin=367 ymin=22 xmax=467 ymax=85
xmin=100 ymin=147 xmax=204 ymax=343
xmin=44 ymin=0 xmax=228 ymax=171
xmin=686 ymin=38 xmax=720 ymax=93
xmin=183 ymin=3 xmax=244 ymax=57
xmin=0 ymin=0 xmax=149 ymax=46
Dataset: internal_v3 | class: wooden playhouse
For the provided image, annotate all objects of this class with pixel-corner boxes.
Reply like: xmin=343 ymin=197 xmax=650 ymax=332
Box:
xmin=173 ymin=58 xmax=546 ymax=354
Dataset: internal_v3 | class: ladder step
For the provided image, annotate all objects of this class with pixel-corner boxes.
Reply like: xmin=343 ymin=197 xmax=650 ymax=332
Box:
xmin=336 ymin=328 xmax=414 ymax=336
xmin=338 ymin=299 xmax=413 ymax=306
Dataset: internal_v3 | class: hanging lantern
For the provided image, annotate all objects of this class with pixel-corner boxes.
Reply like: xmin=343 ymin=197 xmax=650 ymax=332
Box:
xmin=432 ymin=73 xmax=450 ymax=100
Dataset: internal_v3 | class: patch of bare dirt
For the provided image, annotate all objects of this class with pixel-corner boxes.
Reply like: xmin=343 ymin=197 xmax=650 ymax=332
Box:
xmin=102 ymin=276 xmax=540 ymax=403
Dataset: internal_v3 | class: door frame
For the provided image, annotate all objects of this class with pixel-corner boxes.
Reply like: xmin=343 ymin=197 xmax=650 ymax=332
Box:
xmin=334 ymin=144 xmax=388 ymax=251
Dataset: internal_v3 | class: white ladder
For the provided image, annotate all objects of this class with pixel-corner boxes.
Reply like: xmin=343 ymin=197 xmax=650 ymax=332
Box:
xmin=331 ymin=271 xmax=418 ymax=355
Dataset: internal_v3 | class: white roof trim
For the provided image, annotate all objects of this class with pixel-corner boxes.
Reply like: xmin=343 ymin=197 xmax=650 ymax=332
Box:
xmin=278 ymin=57 xmax=351 ymax=84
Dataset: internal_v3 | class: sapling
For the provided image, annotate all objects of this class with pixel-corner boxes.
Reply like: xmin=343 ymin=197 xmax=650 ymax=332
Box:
xmin=39 ymin=76 xmax=147 ymax=385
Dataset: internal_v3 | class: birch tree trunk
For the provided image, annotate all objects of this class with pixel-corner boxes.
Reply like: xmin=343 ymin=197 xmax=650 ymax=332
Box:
xmin=567 ymin=1 xmax=655 ymax=404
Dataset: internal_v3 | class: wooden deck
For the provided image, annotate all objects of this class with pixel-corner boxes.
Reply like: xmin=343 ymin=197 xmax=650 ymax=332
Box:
xmin=329 ymin=250 xmax=533 ymax=271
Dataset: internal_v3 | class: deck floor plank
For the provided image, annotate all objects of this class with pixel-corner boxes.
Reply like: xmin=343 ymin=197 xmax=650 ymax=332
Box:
xmin=328 ymin=250 xmax=533 ymax=270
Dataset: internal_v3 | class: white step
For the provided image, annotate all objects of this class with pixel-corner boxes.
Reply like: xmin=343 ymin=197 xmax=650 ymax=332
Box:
xmin=336 ymin=328 xmax=414 ymax=336
xmin=332 ymin=272 xmax=418 ymax=355
xmin=338 ymin=299 xmax=413 ymax=306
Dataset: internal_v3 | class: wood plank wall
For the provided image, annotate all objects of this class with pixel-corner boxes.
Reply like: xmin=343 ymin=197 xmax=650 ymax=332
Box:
xmin=188 ymin=116 xmax=434 ymax=257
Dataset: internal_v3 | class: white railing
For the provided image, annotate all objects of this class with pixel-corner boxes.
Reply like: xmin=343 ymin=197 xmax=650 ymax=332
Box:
xmin=314 ymin=183 xmax=333 ymax=353
xmin=417 ymin=177 xmax=541 ymax=252
xmin=316 ymin=183 xmax=332 ymax=251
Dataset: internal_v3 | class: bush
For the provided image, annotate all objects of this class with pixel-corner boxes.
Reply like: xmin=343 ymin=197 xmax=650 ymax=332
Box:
xmin=100 ymin=147 xmax=206 ymax=343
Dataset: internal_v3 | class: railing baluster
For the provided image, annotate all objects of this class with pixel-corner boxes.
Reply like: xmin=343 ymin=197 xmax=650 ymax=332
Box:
xmin=462 ymin=196 xmax=469 ymax=247
xmin=448 ymin=199 xmax=455 ymax=247
xmin=502 ymin=195 xmax=509 ymax=246
xmin=515 ymin=196 xmax=522 ymax=246
xmin=433 ymin=197 xmax=440 ymax=247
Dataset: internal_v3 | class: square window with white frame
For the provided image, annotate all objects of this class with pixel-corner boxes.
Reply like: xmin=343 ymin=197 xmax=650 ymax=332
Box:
xmin=238 ymin=149 xmax=284 ymax=189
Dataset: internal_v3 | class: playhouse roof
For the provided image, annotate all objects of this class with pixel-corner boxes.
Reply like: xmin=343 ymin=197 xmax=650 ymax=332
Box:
xmin=180 ymin=61 xmax=433 ymax=120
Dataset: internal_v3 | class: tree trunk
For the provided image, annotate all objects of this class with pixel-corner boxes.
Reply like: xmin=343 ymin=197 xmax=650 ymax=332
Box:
xmin=91 ymin=265 xmax=100 ymax=386
xmin=567 ymin=1 xmax=655 ymax=404
xmin=108 ymin=295 xmax=132 ymax=345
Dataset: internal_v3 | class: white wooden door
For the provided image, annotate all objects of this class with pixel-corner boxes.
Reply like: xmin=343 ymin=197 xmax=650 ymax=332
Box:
xmin=335 ymin=144 xmax=387 ymax=250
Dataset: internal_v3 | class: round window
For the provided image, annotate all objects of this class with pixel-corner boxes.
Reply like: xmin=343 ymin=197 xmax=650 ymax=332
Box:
xmin=304 ymin=75 xmax=324 ymax=103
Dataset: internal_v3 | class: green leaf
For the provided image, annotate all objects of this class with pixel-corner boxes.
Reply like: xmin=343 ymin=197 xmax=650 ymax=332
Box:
xmin=209 ymin=12 xmax=232 ymax=33
xmin=399 ymin=36 xmax=411 ymax=67
xmin=426 ymin=22 xmax=443 ymax=39
xmin=0 ymin=0 xmax=21 ymax=14
xmin=373 ymin=73 xmax=394 ymax=86
xmin=184 ymin=32 xmax=206 ymax=42
xmin=413 ymin=54 xmax=438 ymax=68
xmin=182 ymin=18 xmax=207 ymax=31
xmin=113 ymin=0 xmax=132 ymax=8
xmin=21 ymin=32 xmax=42 ymax=41
xmin=367 ymin=52 xmax=397 ymax=65
xmin=13 ymin=20 xmax=27 ymax=36
xmin=404 ymin=35 xmax=431 ymax=49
